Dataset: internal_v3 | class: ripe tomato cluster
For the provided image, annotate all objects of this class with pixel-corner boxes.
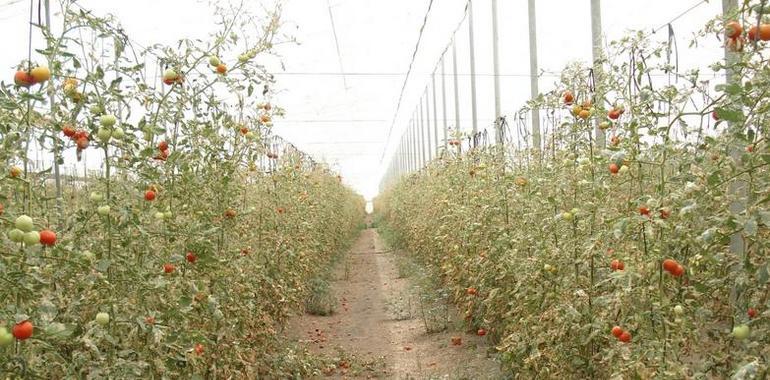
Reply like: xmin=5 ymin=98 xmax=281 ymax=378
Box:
xmin=13 ymin=66 xmax=50 ymax=87
xmin=662 ymin=259 xmax=684 ymax=277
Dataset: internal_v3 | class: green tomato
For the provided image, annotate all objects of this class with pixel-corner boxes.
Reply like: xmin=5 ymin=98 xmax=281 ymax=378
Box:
xmin=15 ymin=215 xmax=34 ymax=232
xmin=97 ymin=128 xmax=112 ymax=142
xmin=208 ymin=56 xmax=221 ymax=66
xmin=619 ymin=165 xmax=629 ymax=174
xmin=674 ymin=305 xmax=684 ymax=315
xmin=0 ymin=328 xmax=12 ymax=346
xmin=154 ymin=212 xmax=166 ymax=220
xmin=90 ymin=191 xmax=104 ymax=202
xmin=100 ymin=114 xmax=117 ymax=128
xmin=97 ymin=205 xmax=110 ymax=216
xmin=7 ymin=228 xmax=24 ymax=243
xmin=570 ymin=208 xmax=580 ymax=215
xmin=561 ymin=212 xmax=573 ymax=221
xmin=238 ymin=54 xmax=249 ymax=63
xmin=733 ymin=324 xmax=750 ymax=340
xmin=111 ymin=127 xmax=125 ymax=139
xmin=23 ymin=230 xmax=40 ymax=245
xmin=245 ymin=131 xmax=256 ymax=140
xmin=163 ymin=211 xmax=173 ymax=219
xmin=95 ymin=312 xmax=110 ymax=326
xmin=90 ymin=104 xmax=103 ymax=115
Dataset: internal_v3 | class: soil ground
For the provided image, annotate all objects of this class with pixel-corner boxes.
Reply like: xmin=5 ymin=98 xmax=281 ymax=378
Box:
xmin=288 ymin=226 xmax=502 ymax=379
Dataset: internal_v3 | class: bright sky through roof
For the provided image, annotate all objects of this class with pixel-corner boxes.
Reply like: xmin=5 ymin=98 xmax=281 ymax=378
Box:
xmin=0 ymin=0 xmax=724 ymax=199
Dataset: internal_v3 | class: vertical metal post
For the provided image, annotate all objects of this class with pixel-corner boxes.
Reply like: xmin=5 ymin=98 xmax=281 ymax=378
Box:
xmin=527 ymin=0 xmax=541 ymax=151
xmin=468 ymin=0 xmax=478 ymax=135
xmin=491 ymin=0 xmax=502 ymax=143
xmin=44 ymin=0 xmax=63 ymax=223
xmin=590 ymin=0 xmax=605 ymax=148
xmin=441 ymin=55 xmax=449 ymax=149
xmin=452 ymin=39 xmax=460 ymax=134
xmin=424 ymin=90 xmax=432 ymax=161
xmin=723 ymin=0 xmax=743 ymax=257
xmin=432 ymin=71 xmax=439 ymax=155
xmin=419 ymin=100 xmax=425 ymax=168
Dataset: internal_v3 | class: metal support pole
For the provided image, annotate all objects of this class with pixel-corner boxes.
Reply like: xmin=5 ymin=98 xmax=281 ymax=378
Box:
xmin=492 ymin=0 xmax=502 ymax=143
xmin=44 ymin=0 xmax=63 ymax=223
xmin=723 ymin=0 xmax=744 ymax=257
xmin=424 ymin=90 xmax=432 ymax=161
xmin=452 ymin=39 xmax=460 ymax=134
xmin=527 ymin=0 xmax=541 ymax=151
xmin=432 ymin=71 xmax=439 ymax=155
xmin=468 ymin=0 xmax=478 ymax=135
xmin=590 ymin=0 xmax=605 ymax=148
xmin=441 ymin=55 xmax=449 ymax=149
xmin=419 ymin=100 xmax=426 ymax=168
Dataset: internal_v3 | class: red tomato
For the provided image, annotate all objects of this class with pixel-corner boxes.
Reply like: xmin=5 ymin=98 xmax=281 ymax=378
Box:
xmin=39 ymin=230 xmax=57 ymax=246
xmin=14 ymin=71 xmax=35 ymax=87
xmin=749 ymin=308 xmax=758 ymax=319
xmin=618 ymin=331 xmax=631 ymax=343
xmin=466 ymin=287 xmax=477 ymax=296
xmin=608 ymin=109 xmax=621 ymax=120
xmin=12 ymin=320 xmax=33 ymax=340
xmin=477 ymin=328 xmax=487 ymax=336
xmin=194 ymin=343 xmax=204 ymax=355
xmin=662 ymin=259 xmax=678 ymax=273
xmin=163 ymin=263 xmax=175 ymax=273
xmin=638 ymin=206 xmax=651 ymax=216
xmin=158 ymin=141 xmax=168 ymax=151
xmin=611 ymin=326 xmax=624 ymax=338
xmin=224 ymin=209 xmax=237 ymax=219
xmin=609 ymin=163 xmax=619 ymax=174
xmin=144 ymin=190 xmax=156 ymax=201
xmin=659 ymin=208 xmax=671 ymax=219
xmin=62 ymin=126 xmax=76 ymax=137
xmin=186 ymin=251 xmax=197 ymax=263
xmin=76 ymin=137 xmax=90 ymax=150
xmin=671 ymin=264 xmax=684 ymax=277
xmin=563 ymin=91 xmax=574 ymax=105
xmin=725 ymin=21 xmax=743 ymax=39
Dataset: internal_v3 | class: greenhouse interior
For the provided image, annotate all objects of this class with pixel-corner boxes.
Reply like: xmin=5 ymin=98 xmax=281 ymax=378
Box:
xmin=0 ymin=0 xmax=768 ymax=378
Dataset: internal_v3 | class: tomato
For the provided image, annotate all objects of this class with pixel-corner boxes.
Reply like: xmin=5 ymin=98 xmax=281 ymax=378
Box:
xmin=12 ymin=320 xmax=33 ymax=340
xmin=9 ymin=165 xmax=22 ymax=178
xmin=216 ymin=64 xmax=227 ymax=74
xmin=39 ymin=230 xmax=57 ymax=246
xmin=240 ymin=127 xmax=249 ymax=135
xmin=662 ymin=259 xmax=678 ymax=273
xmin=711 ymin=110 xmax=720 ymax=120
xmin=608 ymin=109 xmax=621 ymax=120
xmin=671 ymin=264 xmax=685 ymax=277
xmin=618 ymin=331 xmax=631 ymax=343
xmin=674 ymin=305 xmax=684 ymax=315
xmin=24 ymin=231 xmax=40 ymax=245
xmin=725 ymin=21 xmax=743 ymax=39
xmin=611 ymin=326 xmax=623 ymax=338
xmin=145 ymin=316 xmax=156 ymax=325
xmin=466 ymin=287 xmax=477 ymax=296
xmin=14 ymin=71 xmax=35 ymax=87
xmin=276 ymin=207 xmax=285 ymax=214
xmin=194 ymin=343 xmax=204 ymax=355
xmin=609 ymin=163 xmax=619 ymax=174
xmin=97 ymin=205 xmax=110 ymax=216
xmin=30 ymin=66 xmax=51 ymax=83
xmin=638 ymin=206 xmax=650 ymax=216
xmin=260 ymin=114 xmax=271 ymax=124
xmin=186 ymin=251 xmax=197 ymax=263
xmin=111 ymin=127 xmax=125 ymax=139
xmin=0 ymin=327 xmax=13 ymax=346
xmin=97 ymin=127 xmax=112 ymax=142
xmin=659 ymin=208 xmax=671 ymax=219
xmin=6 ymin=229 xmax=23 ymax=243
xmin=209 ymin=56 xmax=221 ymax=66
xmin=100 ymin=114 xmax=117 ymax=127
xmin=62 ymin=125 xmax=76 ymax=137
xmin=144 ymin=190 xmax=156 ymax=201
xmin=477 ymin=328 xmax=487 ymax=336
xmin=15 ymin=215 xmax=34 ymax=232
xmin=563 ymin=91 xmax=574 ymax=105
xmin=578 ymin=109 xmax=591 ymax=120
xmin=162 ymin=68 xmax=178 ymax=83
xmin=76 ymin=137 xmax=90 ymax=150
xmin=95 ymin=312 xmax=110 ymax=326
xmin=751 ymin=24 xmax=770 ymax=41
xmin=748 ymin=308 xmax=758 ymax=319
xmin=163 ymin=263 xmax=175 ymax=273
xmin=158 ymin=141 xmax=169 ymax=151
xmin=746 ymin=145 xmax=754 ymax=153
xmin=610 ymin=259 xmax=624 ymax=271
xmin=732 ymin=324 xmax=750 ymax=340
xmin=224 ymin=209 xmax=237 ymax=219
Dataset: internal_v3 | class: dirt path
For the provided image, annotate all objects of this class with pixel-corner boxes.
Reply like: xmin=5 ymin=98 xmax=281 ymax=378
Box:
xmin=289 ymin=228 xmax=501 ymax=379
